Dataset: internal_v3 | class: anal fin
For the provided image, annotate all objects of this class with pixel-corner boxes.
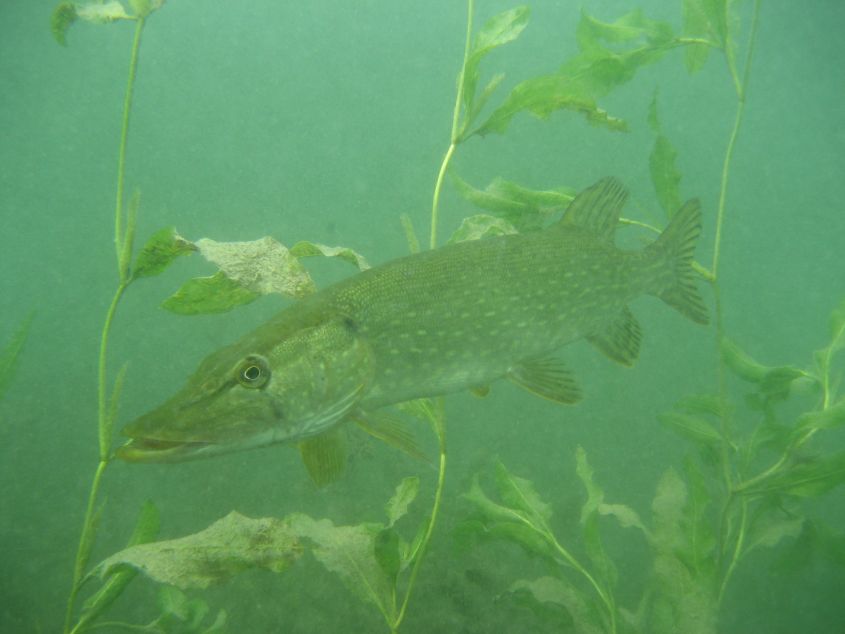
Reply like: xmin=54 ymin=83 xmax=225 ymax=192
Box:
xmin=299 ymin=427 xmax=347 ymax=487
xmin=587 ymin=307 xmax=641 ymax=366
xmin=508 ymin=356 xmax=582 ymax=404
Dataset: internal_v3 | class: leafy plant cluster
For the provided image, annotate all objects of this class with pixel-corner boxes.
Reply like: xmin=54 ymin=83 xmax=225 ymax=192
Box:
xmin=43 ymin=0 xmax=844 ymax=633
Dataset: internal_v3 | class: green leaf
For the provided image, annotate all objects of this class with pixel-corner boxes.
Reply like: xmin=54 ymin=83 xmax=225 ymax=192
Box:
xmin=461 ymin=6 xmax=530 ymax=136
xmin=510 ymin=577 xmax=605 ymax=634
xmin=744 ymin=501 xmax=803 ymax=555
xmin=797 ymin=398 xmax=845 ymax=433
xmin=132 ymin=227 xmax=196 ymax=280
xmin=50 ymin=2 xmax=77 ymax=46
xmin=474 ymin=73 xmax=628 ymax=137
xmin=682 ymin=457 xmax=717 ymax=573
xmin=373 ymin=528 xmax=401 ymax=584
xmin=95 ymin=511 xmax=302 ymax=589
xmin=447 ymin=214 xmax=518 ymax=243
xmin=576 ymin=8 xmax=674 ymax=53
xmin=574 ymin=446 xmax=603 ymax=525
xmin=0 ymin=311 xmax=34 ymax=402
xmin=681 ymin=0 xmax=717 ymax=71
xmin=385 ymin=476 xmax=420 ymax=528
xmin=78 ymin=501 xmax=160 ymax=629
xmin=495 ymin=460 xmax=552 ymax=527
xmin=156 ymin=586 xmax=227 ymax=634
xmin=195 ymin=236 xmax=316 ymax=298
xmin=740 ymin=451 xmax=845 ymax=498
xmin=658 ymin=411 xmax=725 ymax=449
xmin=574 ymin=447 xmax=615 ymax=586
xmin=290 ymin=241 xmax=371 ymax=271
xmin=720 ymin=337 xmax=768 ymax=383
xmin=648 ymin=93 xmax=682 ymax=218
xmin=289 ymin=514 xmax=396 ymax=622
xmin=829 ymin=298 xmax=845 ymax=349
xmin=162 ymin=271 xmax=260 ymax=315
xmin=598 ymin=503 xmax=649 ymax=536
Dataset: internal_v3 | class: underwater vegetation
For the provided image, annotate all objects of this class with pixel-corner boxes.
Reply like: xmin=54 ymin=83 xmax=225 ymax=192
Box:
xmin=37 ymin=0 xmax=845 ymax=632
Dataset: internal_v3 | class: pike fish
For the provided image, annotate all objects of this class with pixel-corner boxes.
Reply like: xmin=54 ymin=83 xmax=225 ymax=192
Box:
xmin=118 ymin=178 xmax=708 ymax=480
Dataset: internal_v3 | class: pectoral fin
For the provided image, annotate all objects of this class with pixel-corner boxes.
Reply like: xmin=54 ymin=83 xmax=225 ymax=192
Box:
xmin=587 ymin=307 xmax=641 ymax=366
xmin=354 ymin=411 xmax=428 ymax=463
xmin=299 ymin=428 xmax=347 ymax=487
xmin=508 ymin=357 xmax=582 ymax=404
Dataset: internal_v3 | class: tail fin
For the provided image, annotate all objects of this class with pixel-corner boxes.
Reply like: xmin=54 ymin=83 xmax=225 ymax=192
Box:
xmin=649 ymin=199 xmax=709 ymax=325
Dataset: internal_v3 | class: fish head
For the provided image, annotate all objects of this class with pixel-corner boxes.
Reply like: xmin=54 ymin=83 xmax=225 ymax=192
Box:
xmin=117 ymin=317 xmax=373 ymax=462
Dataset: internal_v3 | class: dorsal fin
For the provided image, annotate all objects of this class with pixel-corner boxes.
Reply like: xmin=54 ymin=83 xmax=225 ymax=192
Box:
xmin=559 ymin=177 xmax=628 ymax=242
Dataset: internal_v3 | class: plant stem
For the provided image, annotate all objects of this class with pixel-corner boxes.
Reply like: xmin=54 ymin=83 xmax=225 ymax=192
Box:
xmin=64 ymin=16 xmax=146 ymax=634
xmin=429 ymin=0 xmax=474 ymax=250
xmin=115 ymin=17 xmax=146 ymax=270
xmin=393 ymin=400 xmax=447 ymax=630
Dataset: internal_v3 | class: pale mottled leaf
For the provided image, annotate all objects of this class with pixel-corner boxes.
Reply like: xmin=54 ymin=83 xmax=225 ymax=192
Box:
xmin=76 ymin=1 xmax=131 ymax=23
xmin=448 ymin=214 xmax=517 ymax=243
xmin=648 ymin=94 xmax=682 ymax=218
xmin=598 ymin=503 xmax=649 ymax=535
xmin=288 ymin=514 xmax=395 ymax=621
xmin=798 ymin=399 xmax=845 ymax=433
xmin=95 ymin=512 xmax=302 ymax=589
xmin=385 ymin=476 xmax=420 ymax=527
xmin=196 ymin=236 xmax=315 ymax=298
xmin=511 ymin=577 xmax=604 ymax=634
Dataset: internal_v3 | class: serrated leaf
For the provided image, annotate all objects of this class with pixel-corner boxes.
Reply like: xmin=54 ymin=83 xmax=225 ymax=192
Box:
xmin=574 ymin=446 xmax=603 ymax=525
xmin=598 ymin=503 xmax=649 ymax=535
xmin=132 ymin=227 xmax=196 ymax=280
xmin=797 ymin=399 xmax=845 ymax=433
xmin=574 ymin=447 xmax=615 ymax=586
xmin=495 ymin=460 xmax=552 ymax=527
xmin=658 ymin=411 xmax=725 ymax=449
xmin=0 ymin=311 xmax=33 ymax=402
xmin=461 ymin=6 xmax=530 ymax=135
xmin=385 ymin=476 xmax=420 ymax=528
xmin=95 ymin=511 xmax=302 ymax=589
xmin=648 ymin=94 xmax=682 ymax=218
xmin=745 ymin=502 xmax=803 ymax=555
xmin=195 ymin=236 xmax=315 ymax=298
xmin=162 ymin=271 xmax=260 ymax=315
xmin=447 ymin=214 xmax=518 ymax=243
xmin=474 ymin=73 xmax=628 ymax=137
xmin=290 ymin=240 xmax=370 ymax=271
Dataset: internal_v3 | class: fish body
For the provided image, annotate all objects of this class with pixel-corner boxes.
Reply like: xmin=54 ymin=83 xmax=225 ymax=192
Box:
xmin=119 ymin=178 xmax=707 ymax=464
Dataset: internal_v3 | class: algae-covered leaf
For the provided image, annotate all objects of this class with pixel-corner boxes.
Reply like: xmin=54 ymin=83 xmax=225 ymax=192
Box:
xmin=448 ymin=214 xmax=518 ymax=243
xmin=132 ymin=227 xmax=196 ymax=280
xmin=0 ymin=312 xmax=33 ymax=402
xmin=681 ymin=0 xmax=722 ymax=72
xmin=373 ymin=527 xmax=401 ymax=584
xmin=598 ymin=503 xmax=649 ymax=536
xmin=95 ymin=511 xmax=302 ymax=589
xmin=79 ymin=501 xmax=160 ymax=628
xmin=162 ymin=271 xmax=260 ymax=315
xmin=385 ymin=476 xmax=420 ymax=528
xmin=648 ymin=93 xmax=682 ymax=218
xmin=460 ymin=6 xmax=530 ymax=136
xmin=290 ymin=241 xmax=371 ymax=271
xmin=196 ymin=236 xmax=316 ymax=298
xmin=511 ymin=577 xmax=604 ymax=634
xmin=288 ymin=514 xmax=395 ymax=621
xmin=575 ymin=446 xmax=604 ymax=525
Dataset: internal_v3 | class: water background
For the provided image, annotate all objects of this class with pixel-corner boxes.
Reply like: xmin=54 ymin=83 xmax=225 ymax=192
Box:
xmin=2 ymin=0 xmax=844 ymax=632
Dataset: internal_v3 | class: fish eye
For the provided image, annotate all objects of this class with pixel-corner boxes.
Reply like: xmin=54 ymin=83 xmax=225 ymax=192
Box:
xmin=236 ymin=355 xmax=270 ymax=388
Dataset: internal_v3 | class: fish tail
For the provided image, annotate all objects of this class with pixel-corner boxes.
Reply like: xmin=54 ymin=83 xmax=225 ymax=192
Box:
xmin=648 ymin=199 xmax=709 ymax=325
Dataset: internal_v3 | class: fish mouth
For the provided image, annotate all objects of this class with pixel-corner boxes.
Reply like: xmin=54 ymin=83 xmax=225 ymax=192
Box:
xmin=116 ymin=437 xmax=216 ymax=463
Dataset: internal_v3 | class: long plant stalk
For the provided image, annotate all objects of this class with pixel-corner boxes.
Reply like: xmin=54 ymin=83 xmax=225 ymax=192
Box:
xmin=430 ymin=0 xmax=474 ymax=250
xmin=64 ymin=16 xmax=146 ymax=634
xmin=709 ymin=0 xmax=761 ymax=606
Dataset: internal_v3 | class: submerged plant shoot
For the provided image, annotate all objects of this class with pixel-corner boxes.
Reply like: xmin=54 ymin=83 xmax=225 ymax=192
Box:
xmin=1 ymin=0 xmax=843 ymax=632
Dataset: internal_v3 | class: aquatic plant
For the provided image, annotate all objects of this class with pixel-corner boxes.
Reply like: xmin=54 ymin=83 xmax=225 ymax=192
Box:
xmin=49 ymin=0 xmax=841 ymax=631
xmin=0 ymin=312 xmax=33 ymax=403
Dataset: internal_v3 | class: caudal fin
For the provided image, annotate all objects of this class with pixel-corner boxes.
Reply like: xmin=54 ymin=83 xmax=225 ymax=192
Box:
xmin=649 ymin=199 xmax=709 ymax=325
